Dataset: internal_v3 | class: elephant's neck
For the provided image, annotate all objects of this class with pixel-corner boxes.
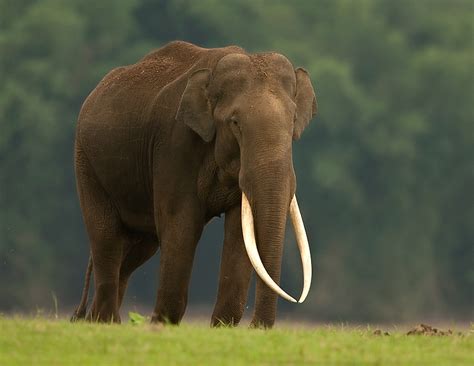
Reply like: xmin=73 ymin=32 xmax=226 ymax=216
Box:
xmin=198 ymin=149 xmax=240 ymax=221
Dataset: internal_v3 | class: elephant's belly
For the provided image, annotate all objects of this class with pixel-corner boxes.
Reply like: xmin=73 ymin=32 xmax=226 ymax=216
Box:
xmin=117 ymin=206 xmax=157 ymax=235
xmin=98 ymin=165 xmax=156 ymax=234
xmin=85 ymin=142 xmax=156 ymax=235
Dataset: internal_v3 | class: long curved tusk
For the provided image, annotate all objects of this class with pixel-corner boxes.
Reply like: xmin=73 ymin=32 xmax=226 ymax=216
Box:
xmin=241 ymin=192 xmax=297 ymax=303
xmin=289 ymin=195 xmax=312 ymax=303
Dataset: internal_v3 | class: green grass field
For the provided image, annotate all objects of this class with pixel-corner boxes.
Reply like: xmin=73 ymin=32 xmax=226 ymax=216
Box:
xmin=0 ymin=316 xmax=472 ymax=365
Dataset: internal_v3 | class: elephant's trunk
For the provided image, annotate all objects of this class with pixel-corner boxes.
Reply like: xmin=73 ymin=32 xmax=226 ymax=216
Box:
xmin=241 ymin=192 xmax=296 ymax=302
xmin=242 ymin=193 xmax=312 ymax=304
xmin=239 ymin=159 xmax=312 ymax=326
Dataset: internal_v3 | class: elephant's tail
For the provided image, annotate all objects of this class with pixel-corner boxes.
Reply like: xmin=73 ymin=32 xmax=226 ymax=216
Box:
xmin=71 ymin=252 xmax=93 ymax=322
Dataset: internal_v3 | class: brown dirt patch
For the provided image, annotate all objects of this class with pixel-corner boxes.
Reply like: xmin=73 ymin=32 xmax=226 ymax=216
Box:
xmin=406 ymin=324 xmax=453 ymax=336
xmin=373 ymin=329 xmax=390 ymax=336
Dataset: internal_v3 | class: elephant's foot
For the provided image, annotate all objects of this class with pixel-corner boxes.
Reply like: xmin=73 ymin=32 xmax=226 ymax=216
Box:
xmin=70 ymin=306 xmax=87 ymax=322
xmin=210 ymin=301 xmax=245 ymax=327
xmin=150 ymin=308 xmax=183 ymax=325
xmin=86 ymin=306 xmax=121 ymax=323
xmin=151 ymin=291 xmax=187 ymax=325
xmin=85 ymin=283 xmax=121 ymax=323
xmin=210 ymin=316 xmax=239 ymax=328
xmin=249 ymin=316 xmax=275 ymax=329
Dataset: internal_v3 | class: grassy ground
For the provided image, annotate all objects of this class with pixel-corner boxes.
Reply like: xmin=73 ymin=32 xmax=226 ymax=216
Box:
xmin=0 ymin=316 xmax=472 ymax=365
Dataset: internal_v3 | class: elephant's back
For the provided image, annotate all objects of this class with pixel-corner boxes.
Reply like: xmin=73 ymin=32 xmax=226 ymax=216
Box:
xmin=74 ymin=48 xmax=197 ymax=225
xmin=79 ymin=43 xmax=201 ymax=119
xmin=77 ymin=41 xmax=245 ymax=153
xmin=96 ymin=42 xmax=208 ymax=99
xmin=78 ymin=41 xmax=243 ymax=129
xmin=76 ymin=43 xmax=204 ymax=149
xmin=74 ymin=42 xmax=246 ymax=231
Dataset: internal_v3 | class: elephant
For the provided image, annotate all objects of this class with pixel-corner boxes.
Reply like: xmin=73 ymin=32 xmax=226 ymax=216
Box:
xmin=71 ymin=41 xmax=317 ymax=328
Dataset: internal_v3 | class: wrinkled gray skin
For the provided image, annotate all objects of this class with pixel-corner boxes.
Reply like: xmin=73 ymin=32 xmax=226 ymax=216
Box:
xmin=72 ymin=41 xmax=316 ymax=328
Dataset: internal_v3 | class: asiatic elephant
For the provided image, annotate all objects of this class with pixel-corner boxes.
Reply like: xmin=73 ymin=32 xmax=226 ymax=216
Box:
xmin=72 ymin=41 xmax=317 ymax=328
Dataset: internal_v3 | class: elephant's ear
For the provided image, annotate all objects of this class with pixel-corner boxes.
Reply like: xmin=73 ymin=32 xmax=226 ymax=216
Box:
xmin=176 ymin=69 xmax=215 ymax=142
xmin=293 ymin=68 xmax=317 ymax=140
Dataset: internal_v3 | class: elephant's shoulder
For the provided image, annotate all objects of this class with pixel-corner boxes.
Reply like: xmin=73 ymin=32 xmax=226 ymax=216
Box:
xmin=95 ymin=66 xmax=129 ymax=91
xmin=140 ymin=41 xmax=246 ymax=66
xmin=140 ymin=41 xmax=206 ymax=63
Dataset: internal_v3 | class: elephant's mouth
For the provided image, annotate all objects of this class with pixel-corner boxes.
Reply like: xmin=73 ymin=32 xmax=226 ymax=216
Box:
xmin=241 ymin=192 xmax=312 ymax=303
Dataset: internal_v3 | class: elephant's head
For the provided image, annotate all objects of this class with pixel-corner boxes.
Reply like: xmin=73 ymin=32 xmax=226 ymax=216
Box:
xmin=177 ymin=52 xmax=316 ymax=311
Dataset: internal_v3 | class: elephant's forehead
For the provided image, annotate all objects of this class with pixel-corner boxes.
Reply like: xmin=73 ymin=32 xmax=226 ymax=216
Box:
xmin=211 ymin=53 xmax=295 ymax=95
xmin=249 ymin=53 xmax=295 ymax=77
xmin=215 ymin=53 xmax=251 ymax=72
xmin=214 ymin=53 xmax=294 ymax=79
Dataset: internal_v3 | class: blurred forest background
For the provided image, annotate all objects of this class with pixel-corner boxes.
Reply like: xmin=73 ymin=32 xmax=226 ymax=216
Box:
xmin=0 ymin=0 xmax=472 ymax=322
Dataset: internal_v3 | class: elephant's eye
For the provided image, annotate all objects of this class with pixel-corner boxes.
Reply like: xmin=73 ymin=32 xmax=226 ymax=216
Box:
xmin=228 ymin=115 xmax=239 ymax=127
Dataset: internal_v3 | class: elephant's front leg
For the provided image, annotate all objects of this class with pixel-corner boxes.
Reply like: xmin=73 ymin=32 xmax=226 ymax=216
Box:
xmin=211 ymin=204 xmax=253 ymax=327
xmin=151 ymin=206 xmax=204 ymax=325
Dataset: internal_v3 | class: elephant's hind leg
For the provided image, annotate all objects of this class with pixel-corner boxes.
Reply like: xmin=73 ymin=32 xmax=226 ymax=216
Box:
xmin=117 ymin=235 xmax=159 ymax=308
xmin=71 ymin=253 xmax=93 ymax=321
xmin=86 ymin=227 xmax=127 ymax=323
xmin=75 ymin=144 xmax=126 ymax=323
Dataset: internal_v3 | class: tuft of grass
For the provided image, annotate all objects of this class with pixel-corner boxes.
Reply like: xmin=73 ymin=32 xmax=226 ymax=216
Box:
xmin=0 ymin=317 xmax=472 ymax=365
xmin=128 ymin=312 xmax=147 ymax=326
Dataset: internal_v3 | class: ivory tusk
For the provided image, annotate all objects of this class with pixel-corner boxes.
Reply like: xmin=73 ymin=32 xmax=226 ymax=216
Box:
xmin=241 ymin=192 xmax=297 ymax=303
xmin=289 ymin=195 xmax=312 ymax=303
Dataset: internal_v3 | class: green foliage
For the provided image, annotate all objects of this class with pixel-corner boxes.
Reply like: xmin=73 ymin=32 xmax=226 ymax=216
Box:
xmin=0 ymin=318 xmax=472 ymax=365
xmin=128 ymin=311 xmax=146 ymax=326
xmin=0 ymin=0 xmax=472 ymax=321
